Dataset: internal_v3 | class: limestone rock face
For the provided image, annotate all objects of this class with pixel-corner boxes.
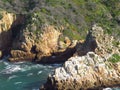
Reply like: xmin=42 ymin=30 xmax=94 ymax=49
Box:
xmin=36 ymin=25 xmax=61 ymax=60
xmin=0 ymin=11 xmax=16 ymax=54
xmin=75 ymin=24 xmax=120 ymax=58
xmin=42 ymin=25 xmax=120 ymax=89
xmin=9 ymin=24 xmax=77 ymax=62
xmin=42 ymin=52 xmax=120 ymax=90
xmin=9 ymin=50 xmax=36 ymax=62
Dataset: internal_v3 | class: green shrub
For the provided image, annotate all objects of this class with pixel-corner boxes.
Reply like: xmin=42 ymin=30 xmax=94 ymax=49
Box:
xmin=108 ymin=54 xmax=120 ymax=63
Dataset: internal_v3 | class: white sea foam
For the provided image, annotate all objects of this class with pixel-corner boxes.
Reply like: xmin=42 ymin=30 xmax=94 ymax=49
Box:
xmin=27 ymin=73 xmax=33 ymax=76
xmin=5 ymin=65 xmax=21 ymax=74
xmin=14 ymin=82 xmax=22 ymax=85
xmin=37 ymin=71 xmax=42 ymax=75
xmin=103 ymin=88 xmax=112 ymax=90
xmin=32 ymin=88 xmax=39 ymax=90
xmin=8 ymin=75 xmax=18 ymax=81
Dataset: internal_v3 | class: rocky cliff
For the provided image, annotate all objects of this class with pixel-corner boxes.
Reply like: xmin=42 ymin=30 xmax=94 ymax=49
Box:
xmin=75 ymin=24 xmax=120 ymax=58
xmin=9 ymin=23 xmax=77 ymax=63
xmin=0 ymin=11 xmax=16 ymax=57
xmin=42 ymin=52 xmax=120 ymax=90
xmin=0 ymin=0 xmax=120 ymax=63
xmin=0 ymin=0 xmax=120 ymax=89
xmin=41 ymin=25 xmax=120 ymax=90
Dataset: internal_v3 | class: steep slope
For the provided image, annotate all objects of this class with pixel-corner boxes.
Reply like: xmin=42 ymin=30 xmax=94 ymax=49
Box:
xmin=0 ymin=10 xmax=16 ymax=56
xmin=0 ymin=0 xmax=119 ymax=62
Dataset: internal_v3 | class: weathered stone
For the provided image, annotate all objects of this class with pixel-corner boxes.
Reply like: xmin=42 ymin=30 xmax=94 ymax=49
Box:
xmin=9 ymin=50 xmax=36 ymax=62
xmin=0 ymin=11 xmax=16 ymax=54
xmin=75 ymin=24 xmax=120 ymax=58
xmin=42 ymin=52 xmax=120 ymax=90
xmin=42 ymin=25 xmax=120 ymax=90
xmin=10 ymin=24 xmax=77 ymax=63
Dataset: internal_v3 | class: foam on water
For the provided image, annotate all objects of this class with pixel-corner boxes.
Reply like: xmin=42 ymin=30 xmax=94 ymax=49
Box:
xmin=0 ymin=59 xmax=62 ymax=90
xmin=14 ymin=82 xmax=22 ymax=85
xmin=1 ymin=59 xmax=118 ymax=90
xmin=103 ymin=88 xmax=113 ymax=90
xmin=37 ymin=71 xmax=42 ymax=75
xmin=27 ymin=73 xmax=33 ymax=76
xmin=8 ymin=75 xmax=18 ymax=81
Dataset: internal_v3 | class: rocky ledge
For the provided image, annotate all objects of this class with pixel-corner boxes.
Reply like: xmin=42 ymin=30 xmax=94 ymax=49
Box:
xmin=41 ymin=52 xmax=120 ymax=90
xmin=41 ymin=25 xmax=120 ymax=90
xmin=0 ymin=11 xmax=77 ymax=63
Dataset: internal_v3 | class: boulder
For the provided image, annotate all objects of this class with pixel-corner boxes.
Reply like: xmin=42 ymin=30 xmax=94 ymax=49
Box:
xmin=42 ymin=52 xmax=120 ymax=90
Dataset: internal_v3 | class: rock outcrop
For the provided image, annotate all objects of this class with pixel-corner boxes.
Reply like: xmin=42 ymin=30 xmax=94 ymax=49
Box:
xmin=0 ymin=11 xmax=16 ymax=55
xmin=42 ymin=52 xmax=120 ymax=90
xmin=41 ymin=25 xmax=120 ymax=89
xmin=9 ymin=24 xmax=77 ymax=63
xmin=75 ymin=24 xmax=120 ymax=58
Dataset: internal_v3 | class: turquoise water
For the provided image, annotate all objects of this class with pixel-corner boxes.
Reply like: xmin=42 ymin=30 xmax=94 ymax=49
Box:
xmin=0 ymin=58 xmax=61 ymax=90
xmin=0 ymin=59 xmax=119 ymax=90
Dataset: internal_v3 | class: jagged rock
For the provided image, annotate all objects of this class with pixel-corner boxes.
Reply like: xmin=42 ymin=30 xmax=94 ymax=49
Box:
xmin=42 ymin=52 xmax=120 ymax=90
xmin=10 ymin=24 xmax=77 ymax=63
xmin=75 ymin=25 xmax=120 ymax=59
xmin=0 ymin=11 xmax=16 ymax=54
xmin=9 ymin=50 xmax=35 ymax=62
xmin=36 ymin=25 xmax=61 ymax=56
xmin=42 ymin=25 xmax=120 ymax=89
xmin=64 ymin=37 xmax=71 ymax=47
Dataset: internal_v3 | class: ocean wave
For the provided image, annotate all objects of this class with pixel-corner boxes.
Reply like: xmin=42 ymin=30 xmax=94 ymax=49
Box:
xmin=37 ymin=71 xmax=42 ymax=75
xmin=8 ymin=75 xmax=18 ymax=81
xmin=32 ymin=89 xmax=39 ymax=90
xmin=27 ymin=73 xmax=33 ymax=76
xmin=14 ymin=82 xmax=22 ymax=85
xmin=0 ymin=65 xmax=21 ymax=74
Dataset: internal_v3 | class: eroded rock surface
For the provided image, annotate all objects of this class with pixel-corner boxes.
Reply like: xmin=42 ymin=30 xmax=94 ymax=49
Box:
xmin=0 ymin=11 xmax=16 ymax=54
xmin=75 ymin=24 xmax=120 ymax=58
xmin=42 ymin=52 xmax=120 ymax=90
xmin=41 ymin=25 xmax=120 ymax=90
xmin=10 ymin=24 xmax=77 ymax=63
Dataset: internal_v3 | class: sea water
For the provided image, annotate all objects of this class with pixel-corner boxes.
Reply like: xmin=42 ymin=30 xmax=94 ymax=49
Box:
xmin=0 ymin=59 xmax=62 ymax=90
xmin=0 ymin=59 xmax=119 ymax=90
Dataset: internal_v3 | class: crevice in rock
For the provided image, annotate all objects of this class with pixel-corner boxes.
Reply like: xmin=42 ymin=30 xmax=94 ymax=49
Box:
xmin=36 ymin=46 xmax=76 ymax=64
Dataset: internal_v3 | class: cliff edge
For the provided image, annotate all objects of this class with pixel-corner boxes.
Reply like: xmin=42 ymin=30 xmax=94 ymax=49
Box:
xmin=41 ymin=25 xmax=120 ymax=90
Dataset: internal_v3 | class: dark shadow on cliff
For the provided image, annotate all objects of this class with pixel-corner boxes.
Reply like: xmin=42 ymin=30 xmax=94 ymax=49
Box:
xmin=74 ymin=30 xmax=97 ymax=56
xmin=0 ymin=29 xmax=12 ymax=56
xmin=11 ymin=15 xmax=26 ymax=39
xmin=0 ymin=15 xmax=26 ymax=58
xmin=36 ymin=46 xmax=76 ymax=64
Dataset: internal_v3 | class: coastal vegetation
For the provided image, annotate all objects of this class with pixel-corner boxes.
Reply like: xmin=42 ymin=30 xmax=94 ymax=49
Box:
xmin=0 ymin=0 xmax=120 ymax=90
xmin=0 ymin=0 xmax=120 ymax=40
xmin=109 ymin=54 xmax=120 ymax=63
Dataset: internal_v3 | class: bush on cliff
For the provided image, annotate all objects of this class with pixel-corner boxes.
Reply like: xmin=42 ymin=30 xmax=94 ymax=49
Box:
xmin=0 ymin=0 xmax=120 ymax=40
xmin=109 ymin=54 xmax=120 ymax=63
